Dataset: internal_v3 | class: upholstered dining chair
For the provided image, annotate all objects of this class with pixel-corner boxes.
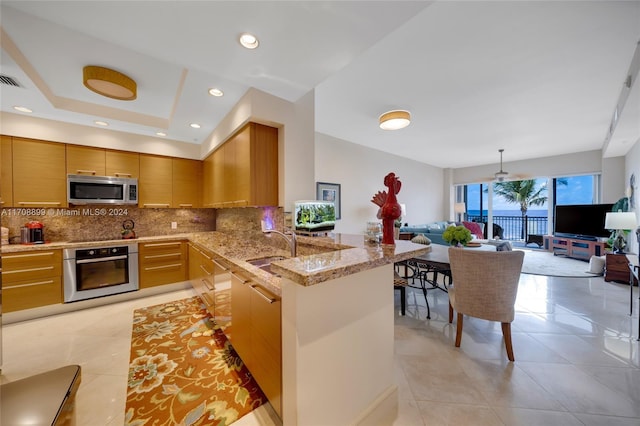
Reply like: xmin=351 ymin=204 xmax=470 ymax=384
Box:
xmin=447 ymin=247 xmax=524 ymax=361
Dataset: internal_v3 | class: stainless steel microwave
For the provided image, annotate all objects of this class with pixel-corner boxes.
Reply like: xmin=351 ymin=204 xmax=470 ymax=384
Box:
xmin=67 ymin=174 xmax=138 ymax=205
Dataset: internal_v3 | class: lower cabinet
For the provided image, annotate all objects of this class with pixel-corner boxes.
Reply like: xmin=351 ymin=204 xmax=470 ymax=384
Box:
xmin=188 ymin=243 xmax=232 ymax=325
xmin=139 ymin=240 xmax=187 ymax=288
xmin=230 ymin=271 xmax=282 ymax=418
xmin=1 ymin=249 xmax=63 ymax=312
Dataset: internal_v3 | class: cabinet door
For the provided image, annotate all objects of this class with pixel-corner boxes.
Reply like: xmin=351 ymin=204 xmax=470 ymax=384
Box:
xmin=66 ymin=145 xmax=106 ymax=176
xmin=106 ymin=150 xmax=139 ymax=178
xmin=231 ymin=126 xmax=250 ymax=206
xmin=172 ymin=158 xmax=201 ymax=208
xmin=230 ymin=273 xmax=252 ymax=364
xmin=1 ymin=135 xmax=13 ymax=207
xmin=201 ymin=152 xmax=214 ymax=207
xmin=13 ymin=138 xmax=67 ymax=207
xmin=139 ymin=154 xmax=172 ymax=208
xmin=213 ymin=146 xmax=225 ymax=206
xmin=251 ymin=123 xmax=279 ymax=206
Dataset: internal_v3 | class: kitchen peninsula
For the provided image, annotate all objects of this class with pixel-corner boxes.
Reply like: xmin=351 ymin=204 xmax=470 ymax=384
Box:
xmin=2 ymin=231 xmax=429 ymax=425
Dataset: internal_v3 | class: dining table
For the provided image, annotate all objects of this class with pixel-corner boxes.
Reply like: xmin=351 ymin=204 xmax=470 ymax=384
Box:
xmin=398 ymin=243 xmax=497 ymax=318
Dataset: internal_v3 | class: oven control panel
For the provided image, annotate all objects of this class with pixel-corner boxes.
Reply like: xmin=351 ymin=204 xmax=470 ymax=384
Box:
xmin=76 ymin=246 xmax=128 ymax=260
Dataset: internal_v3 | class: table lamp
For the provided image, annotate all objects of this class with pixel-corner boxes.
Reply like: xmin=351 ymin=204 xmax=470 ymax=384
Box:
xmin=454 ymin=202 xmax=466 ymax=222
xmin=605 ymin=212 xmax=637 ymax=254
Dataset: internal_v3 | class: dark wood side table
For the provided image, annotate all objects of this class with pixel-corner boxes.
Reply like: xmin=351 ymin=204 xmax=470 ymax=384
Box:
xmin=605 ymin=253 xmax=639 ymax=285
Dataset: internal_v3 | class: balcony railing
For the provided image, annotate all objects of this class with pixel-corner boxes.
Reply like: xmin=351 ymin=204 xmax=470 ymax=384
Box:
xmin=467 ymin=214 xmax=548 ymax=242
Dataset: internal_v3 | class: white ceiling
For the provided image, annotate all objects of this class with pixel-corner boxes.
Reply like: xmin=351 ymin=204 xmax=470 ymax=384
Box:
xmin=1 ymin=1 xmax=639 ymax=170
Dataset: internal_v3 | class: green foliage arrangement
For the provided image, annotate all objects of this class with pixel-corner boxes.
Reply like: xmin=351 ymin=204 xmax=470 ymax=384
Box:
xmin=442 ymin=225 xmax=473 ymax=246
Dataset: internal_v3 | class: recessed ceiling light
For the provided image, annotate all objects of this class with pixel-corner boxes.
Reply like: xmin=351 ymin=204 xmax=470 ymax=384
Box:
xmin=156 ymin=131 xmax=167 ymax=137
xmin=208 ymin=88 xmax=224 ymax=97
xmin=379 ymin=110 xmax=411 ymax=130
xmin=94 ymin=120 xmax=109 ymax=126
xmin=190 ymin=123 xmax=201 ymax=129
xmin=239 ymin=33 xmax=259 ymax=49
xmin=13 ymin=106 xmax=32 ymax=113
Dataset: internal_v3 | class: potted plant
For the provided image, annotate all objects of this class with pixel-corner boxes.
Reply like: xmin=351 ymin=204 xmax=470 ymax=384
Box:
xmin=443 ymin=225 xmax=472 ymax=247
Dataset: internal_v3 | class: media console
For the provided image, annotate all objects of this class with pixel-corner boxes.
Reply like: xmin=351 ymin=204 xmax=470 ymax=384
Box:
xmin=543 ymin=235 xmax=607 ymax=261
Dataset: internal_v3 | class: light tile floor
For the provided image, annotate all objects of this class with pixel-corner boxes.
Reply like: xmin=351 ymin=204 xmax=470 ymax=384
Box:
xmin=1 ymin=273 xmax=639 ymax=425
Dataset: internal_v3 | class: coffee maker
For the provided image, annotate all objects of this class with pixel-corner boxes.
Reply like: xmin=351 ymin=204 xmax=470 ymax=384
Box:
xmin=25 ymin=221 xmax=45 ymax=244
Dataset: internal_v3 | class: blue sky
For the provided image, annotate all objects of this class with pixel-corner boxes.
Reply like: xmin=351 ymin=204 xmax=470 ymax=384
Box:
xmin=466 ymin=175 xmax=594 ymax=211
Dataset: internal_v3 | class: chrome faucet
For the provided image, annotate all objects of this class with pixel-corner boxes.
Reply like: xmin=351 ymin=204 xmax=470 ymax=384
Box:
xmin=263 ymin=229 xmax=297 ymax=257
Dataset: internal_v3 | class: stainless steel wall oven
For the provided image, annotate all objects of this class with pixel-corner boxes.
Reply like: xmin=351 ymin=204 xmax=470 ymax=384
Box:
xmin=63 ymin=242 xmax=138 ymax=303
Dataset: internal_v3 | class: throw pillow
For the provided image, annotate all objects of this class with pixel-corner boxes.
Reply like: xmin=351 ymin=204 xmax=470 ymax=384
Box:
xmin=411 ymin=234 xmax=431 ymax=245
xmin=462 ymin=221 xmax=484 ymax=239
xmin=588 ymin=255 xmax=605 ymax=275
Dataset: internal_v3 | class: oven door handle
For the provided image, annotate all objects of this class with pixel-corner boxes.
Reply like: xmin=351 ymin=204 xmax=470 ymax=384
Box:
xmin=75 ymin=255 xmax=128 ymax=264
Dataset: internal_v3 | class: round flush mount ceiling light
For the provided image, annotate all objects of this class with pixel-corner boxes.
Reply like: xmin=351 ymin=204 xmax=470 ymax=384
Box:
xmin=379 ymin=110 xmax=411 ymax=130
xmin=83 ymin=65 xmax=137 ymax=100
xmin=239 ymin=33 xmax=259 ymax=49
xmin=208 ymin=88 xmax=224 ymax=97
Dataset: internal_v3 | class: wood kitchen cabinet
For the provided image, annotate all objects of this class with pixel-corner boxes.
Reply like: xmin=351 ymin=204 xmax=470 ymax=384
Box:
xmin=202 ymin=122 xmax=278 ymax=208
xmin=1 ymin=135 xmax=13 ymax=207
xmin=139 ymin=154 xmax=173 ymax=208
xmin=12 ymin=137 xmax=67 ymax=208
xmin=1 ymin=249 xmax=63 ymax=312
xmin=189 ymin=243 xmax=216 ymax=313
xmin=66 ymin=145 xmax=106 ymax=176
xmin=172 ymin=158 xmax=201 ymax=208
xmin=229 ymin=271 xmax=282 ymax=417
xmin=105 ymin=150 xmax=139 ymax=178
xmin=139 ymin=240 xmax=187 ymax=288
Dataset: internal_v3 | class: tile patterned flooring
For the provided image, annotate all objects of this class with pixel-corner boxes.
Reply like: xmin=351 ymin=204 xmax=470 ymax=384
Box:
xmin=1 ymin=273 xmax=639 ymax=425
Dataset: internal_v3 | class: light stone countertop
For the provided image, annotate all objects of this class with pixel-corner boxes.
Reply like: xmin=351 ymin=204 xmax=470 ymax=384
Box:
xmin=1 ymin=231 xmax=431 ymax=296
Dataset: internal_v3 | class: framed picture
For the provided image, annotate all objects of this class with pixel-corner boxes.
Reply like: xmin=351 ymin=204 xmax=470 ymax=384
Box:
xmin=316 ymin=182 xmax=341 ymax=219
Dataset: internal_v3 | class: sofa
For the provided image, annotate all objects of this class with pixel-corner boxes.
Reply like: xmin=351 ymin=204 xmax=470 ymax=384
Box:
xmin=400 ymin=221 xmax=505 ymax=245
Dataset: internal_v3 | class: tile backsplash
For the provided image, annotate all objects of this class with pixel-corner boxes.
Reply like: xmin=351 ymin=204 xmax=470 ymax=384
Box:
xmin=1 ymin=206 xmax=283 ymax=244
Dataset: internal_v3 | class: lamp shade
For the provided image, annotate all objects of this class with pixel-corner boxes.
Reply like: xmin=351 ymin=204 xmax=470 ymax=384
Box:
xmin=379 ymin=110 xmax=411 ymax=130
xmin=605 ymin=212 xmax=637 ymax=230
xmin=454 ymin=202 xmax=466 ymax=214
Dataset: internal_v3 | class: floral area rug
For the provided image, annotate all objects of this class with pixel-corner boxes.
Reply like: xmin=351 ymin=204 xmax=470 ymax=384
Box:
xmin=125 ymin=297 xmax=266 ymax=426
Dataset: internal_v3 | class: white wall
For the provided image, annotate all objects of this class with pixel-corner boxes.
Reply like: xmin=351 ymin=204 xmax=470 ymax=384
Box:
xmin=314 ymin=133 xmax=443 ymax=234
xmin=624 ymin=139 xmax=640 ymax=255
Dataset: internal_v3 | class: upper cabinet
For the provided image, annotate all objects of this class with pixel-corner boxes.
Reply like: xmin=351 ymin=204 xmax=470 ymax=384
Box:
xmin=172 ymin=158 xmax=201 ymax=208
xmin=12 ymin=137 xmax=67 ymax=208
xmin=106 ymin=150 xmax=139 ymax=178
xmin=66 ymin=145 xmax=106 ymax=176
xmin=1 ymin=135 xmax=13 ymax=207
xmin=203 ymin=122 xmax=278 ymax=207
xmin=139 ymin=154 xmax=173 ymax=208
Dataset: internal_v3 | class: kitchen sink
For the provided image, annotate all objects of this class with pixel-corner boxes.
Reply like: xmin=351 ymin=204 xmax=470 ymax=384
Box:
xmin=246 ymin=256 xmax=287 ymax=276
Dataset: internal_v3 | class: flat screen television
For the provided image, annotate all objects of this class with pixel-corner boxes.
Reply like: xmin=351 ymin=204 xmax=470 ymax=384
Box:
xmin=554 ymin=203 xmax=614 ymax=240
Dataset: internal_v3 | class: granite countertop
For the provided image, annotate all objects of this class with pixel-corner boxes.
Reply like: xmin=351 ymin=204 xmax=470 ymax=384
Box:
xmin=1 ymin=231 xmax=431 ymax=296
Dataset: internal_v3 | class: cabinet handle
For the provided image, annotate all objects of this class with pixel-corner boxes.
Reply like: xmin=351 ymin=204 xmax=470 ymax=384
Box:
xmin=3 ymin=265 xmax=54 ymax=275
xmin=201 ymin=292 xmax=215 ymax=307
xmin=201 ymin=277 xmax=214 ymax=291
xmin=144 ymin=253 xmax=180 ymax=260
xmin=143 ymin=203 xmax=171 ymax=207
xmin=144 ymin=242 xmax=181 ymax=248
xmin=4 ymin=251 xmax=55 ymax=259
xmin=4 ymin=279 xmax=55 ymax=289
xmin=212 ymin=259 xmax=228 ymax=271
xmin=178 ymin=204 xmax=193 ymax=207
xmin=114 ymin=172 xmax=132 ymax=177
xmin=18 ymin=202 xmax=61 ymax=205
xmin=250 ymin=284 xmax=277 ymax=304
xmin=77 ymin=255 xmax=127 ymax=264
xmin=144 ymin=263 xmax=182 ymax=271
xmin=199 ymin=264 xmax=213 ymax=276
xmin=76 ymin=169 xmax=96 ymax=175
xmin=230 ymin=271 xmax=249 ymax=284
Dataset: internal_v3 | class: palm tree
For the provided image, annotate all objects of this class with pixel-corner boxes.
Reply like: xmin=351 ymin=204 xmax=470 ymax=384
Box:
xmin=491 ymin=178 xmax=567 ymax=239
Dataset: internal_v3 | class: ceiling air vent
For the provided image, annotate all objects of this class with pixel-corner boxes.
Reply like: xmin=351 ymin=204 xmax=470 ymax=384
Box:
xmin=0 ymin=74 xmax=21 ymax=87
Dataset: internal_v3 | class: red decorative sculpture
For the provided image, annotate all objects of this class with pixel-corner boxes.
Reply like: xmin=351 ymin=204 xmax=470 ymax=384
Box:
xmin=370 ymin=172 xmax=402 ymax=245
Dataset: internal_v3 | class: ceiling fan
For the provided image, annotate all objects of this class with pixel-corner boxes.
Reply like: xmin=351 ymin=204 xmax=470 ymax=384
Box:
xmin=494 ymin=148 xmax=509 ymax=182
